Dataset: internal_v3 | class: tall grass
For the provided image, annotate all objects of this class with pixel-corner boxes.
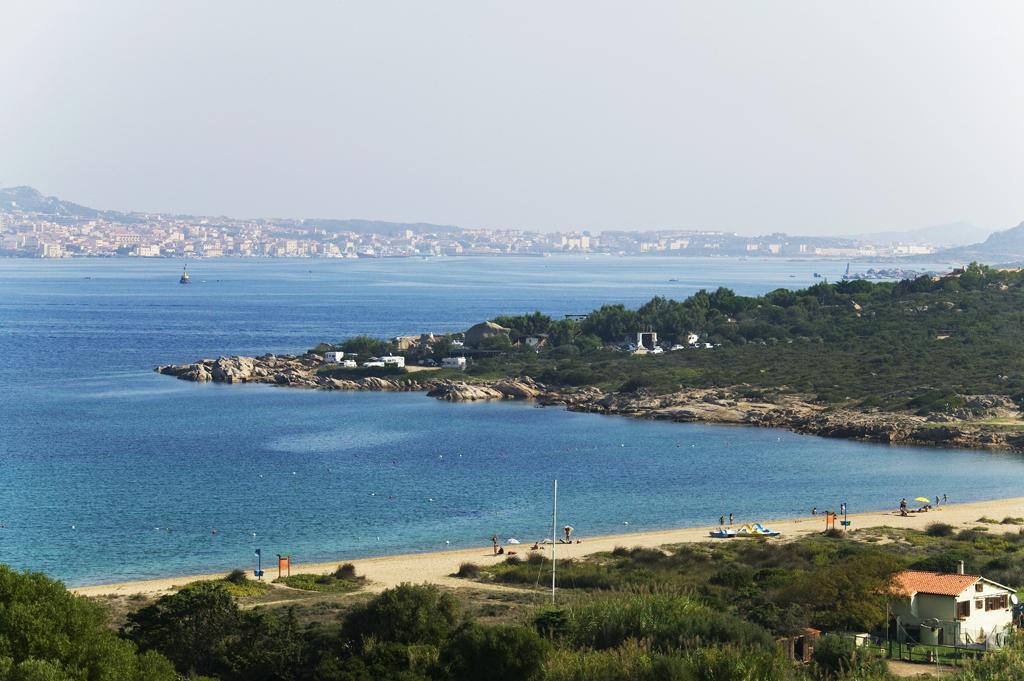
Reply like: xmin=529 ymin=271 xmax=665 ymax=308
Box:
xmin=539 ymin=590 xmax=773 ymax=651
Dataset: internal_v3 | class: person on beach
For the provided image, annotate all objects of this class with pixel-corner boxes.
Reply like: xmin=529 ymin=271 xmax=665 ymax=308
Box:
xmin=719 ymin=515 xmax=725 ymax=527
xmin=811 ymin=506 xmax=817 ymax=516
xmin=935 ymin=496 xmax=940 ymax=507
xmin=491 ymin=534 xmax=498 ymax=555
xmin=728 ymin=513 xmax=733 ymax=526
xmin=943 ymin=494 xmax=948 ymax=505
xmin=563 ymin=525 xmax=573 ymax=542
xmin=899 ymin=498 xmax=908 ymax=516
xmin=839 ymin=503 xmax=846 ymax=516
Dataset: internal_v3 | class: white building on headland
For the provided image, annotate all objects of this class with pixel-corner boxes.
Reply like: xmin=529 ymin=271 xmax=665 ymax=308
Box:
xmin=442 ymin=356 xmax=467 ymax=370
xmin=323 ymin=351 xmax=345 ymax=363
xmin=380 ymin=355 xmax=405 ymax=368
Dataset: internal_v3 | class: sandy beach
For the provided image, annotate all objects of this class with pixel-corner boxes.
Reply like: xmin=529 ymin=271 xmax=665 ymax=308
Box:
xmin=72 ymin=496 xmax=1024 ymax=598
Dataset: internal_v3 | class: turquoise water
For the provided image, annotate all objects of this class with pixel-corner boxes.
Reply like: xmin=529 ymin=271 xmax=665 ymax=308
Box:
xmin=1 ymin=257 xmax=1018 ymax=586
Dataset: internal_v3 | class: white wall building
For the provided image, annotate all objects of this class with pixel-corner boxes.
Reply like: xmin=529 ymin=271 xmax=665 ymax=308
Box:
xmin=890 ymin=570 xmax=1016 ymax=646
xmin=323 ymin=351 xmax=345 ymax=363
xmin=442 ymin=356 xmax=467 ymax=370
xmin=380 ymin=355 xmax=405 ymax=368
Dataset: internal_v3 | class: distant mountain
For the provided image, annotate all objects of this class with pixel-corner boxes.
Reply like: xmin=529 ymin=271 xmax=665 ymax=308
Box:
xmin=929 ymin=220 xmax=1024 ymax=264
xmin=0 ymin=186 xmax=462 ymax=235
xmin=851 ymin=221 xmax=991 ymax=247
xmin=0 ymin=186 xmax=122 ymax=219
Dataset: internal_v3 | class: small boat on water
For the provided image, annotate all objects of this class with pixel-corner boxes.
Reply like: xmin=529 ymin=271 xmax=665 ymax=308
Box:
xmin=179 ymin=267 xmax=191 ymax=284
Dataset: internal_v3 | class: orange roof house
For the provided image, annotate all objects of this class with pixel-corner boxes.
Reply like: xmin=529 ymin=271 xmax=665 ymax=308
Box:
xmin=889 ymin=569 xmax=1016 ymax=646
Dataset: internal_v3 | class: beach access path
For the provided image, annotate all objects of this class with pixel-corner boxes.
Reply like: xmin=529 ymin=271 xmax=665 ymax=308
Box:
xmin=72 ymin=497 xmax=1024 ymax=598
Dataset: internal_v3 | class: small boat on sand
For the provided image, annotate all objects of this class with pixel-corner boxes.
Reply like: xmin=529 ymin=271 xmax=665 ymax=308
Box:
xmin=709 ymin=523 xmax=780 ymax=539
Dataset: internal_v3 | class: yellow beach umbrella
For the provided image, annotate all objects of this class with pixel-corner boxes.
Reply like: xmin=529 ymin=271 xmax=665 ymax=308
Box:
xmin=914 ymin=497 xmax=931 ymax=503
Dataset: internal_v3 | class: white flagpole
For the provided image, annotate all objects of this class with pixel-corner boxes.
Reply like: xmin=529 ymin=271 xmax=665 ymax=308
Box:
xmin=551 ymin=479 xmax=557 ymax=604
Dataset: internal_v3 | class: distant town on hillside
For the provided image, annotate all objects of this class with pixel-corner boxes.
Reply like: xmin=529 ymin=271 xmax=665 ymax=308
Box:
xmin=0 ymin=185 xmax=1014 ymax=261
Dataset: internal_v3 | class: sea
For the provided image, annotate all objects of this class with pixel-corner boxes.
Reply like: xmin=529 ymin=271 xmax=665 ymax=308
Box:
xmin=2 ymin=256 xmax=1021 ymax=586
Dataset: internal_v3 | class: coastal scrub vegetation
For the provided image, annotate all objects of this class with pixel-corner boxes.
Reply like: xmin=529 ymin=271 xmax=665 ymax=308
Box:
xmin=0 ymin=565 xmax=177 ymax=680
xmin=4 ymin=530 xmax=1024 ymax=681
xmin=274 ymin=563 xmax=365 ymax=593
xmin=317 ymin=264 xmax=1024 ymax=414
xmin=479 ymin=264 xmax=1024 ymax=408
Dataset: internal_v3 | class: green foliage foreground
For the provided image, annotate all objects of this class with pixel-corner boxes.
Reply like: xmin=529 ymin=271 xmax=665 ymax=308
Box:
xmin=5 ymin=525 xmax=1024 ymax=681
xmin=0 ymin=565 xmax=176 ymax=681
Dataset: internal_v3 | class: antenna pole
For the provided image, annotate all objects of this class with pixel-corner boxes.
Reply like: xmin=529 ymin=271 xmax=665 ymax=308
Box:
xmin=551 ymin=479 xmax=557 ymax=604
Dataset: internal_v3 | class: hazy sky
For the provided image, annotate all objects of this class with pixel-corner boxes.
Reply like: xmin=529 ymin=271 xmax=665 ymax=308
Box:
xmin=2 ymin=2 xmax=1023 ymax=234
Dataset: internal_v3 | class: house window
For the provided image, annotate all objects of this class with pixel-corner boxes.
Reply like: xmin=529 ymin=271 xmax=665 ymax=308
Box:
xmin=975 ymin=583 xmax=984 ymax=593
xmin=956 ymin=600 xmax=971 ymax=618
xmin=985 ymin=594 xmax=1009 ymax=611
xmin=976 ymin=599 xmax=984 ymax=610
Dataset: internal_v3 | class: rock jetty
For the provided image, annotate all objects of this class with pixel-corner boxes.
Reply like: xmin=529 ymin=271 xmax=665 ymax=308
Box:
xmin=156 ymin=355 xmax=1024 ymax=453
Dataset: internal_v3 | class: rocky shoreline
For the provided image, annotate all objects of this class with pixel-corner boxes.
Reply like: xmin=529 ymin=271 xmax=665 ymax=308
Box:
xmin=155 ymin=355 xmax=1024 ymax=453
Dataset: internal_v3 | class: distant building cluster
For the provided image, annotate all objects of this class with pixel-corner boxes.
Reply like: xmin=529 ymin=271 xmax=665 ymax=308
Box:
xmin=0 ymin=201 xmax=937 ymax=260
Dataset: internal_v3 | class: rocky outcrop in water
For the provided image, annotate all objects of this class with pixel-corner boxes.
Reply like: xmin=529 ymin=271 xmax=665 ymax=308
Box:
xmin=155 ymin=356 xmax=1024 ymax=453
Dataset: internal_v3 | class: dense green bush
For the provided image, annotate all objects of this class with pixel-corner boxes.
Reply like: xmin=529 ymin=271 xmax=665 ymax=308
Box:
xmin=454 ymin=562 xmax=480 ymax=579
xmin=123 ymin=581 xmax=240 ymax=676
xmin=342 ymin=583 xmax=459 ymax=648
xmin=925 ymin=522 xmax=955 ymax=537
xmin=0 ymin=566 xmax=176 ymax=681
xmin=812 ymin=635 xmax=856 ymax=677
xmin=551 ymin=592 xmax=773 ymax=651
xmin=438 ymin=624 xmax=549 ymax=681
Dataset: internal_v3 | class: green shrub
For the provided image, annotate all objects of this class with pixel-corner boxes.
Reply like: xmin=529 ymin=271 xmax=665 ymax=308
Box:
xmin=926 ymin=522 xmax=955 ymax=537
xmin=624 ymin=547 xmax=665 ymax=564
xmin=274 ymin=572 xmax=362 ymax=593
xmin=526 ymin=552 xmax=546 ymax=566
xmin=543 ymin=640 xmax=797 ymax=681
xmin=439 ymin=624 xmax=549 ymax=681
xmin=978 ymin=516 xmax=999 ymax=524
xmin=454 ymin=563 xmax=480 ymax=579
xmin=225 ymin=568 xmax=248 ymax=585
xmin=333 ymin=563 xmax=358 ymax=580
xmin=812 ymin=634 xmax=856 ymax=676
xmin=709 ymin=563 xmax=756 ymax=589
xmin=555 ymin=592 xmax=772 ymax=651
xmin=342 ymin=583 xmax=459 ymax=648
xmin=0 ymin=566 xmax=176 ymax=681
xmin=123 ymin=581 xmax=239 ymax=676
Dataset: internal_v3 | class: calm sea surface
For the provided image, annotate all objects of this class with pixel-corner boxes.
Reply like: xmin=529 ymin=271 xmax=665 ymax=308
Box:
xmin=1 ymin=256 xmax=1020 ymax=586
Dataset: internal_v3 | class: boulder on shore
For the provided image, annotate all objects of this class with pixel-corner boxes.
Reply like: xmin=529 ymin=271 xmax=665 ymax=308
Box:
xmin=426 ymin=381 xmax=505 ymax=401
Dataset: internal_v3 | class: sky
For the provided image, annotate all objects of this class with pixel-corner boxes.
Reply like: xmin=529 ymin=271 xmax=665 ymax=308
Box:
xmin=2 ymin=2 xmax=1024 ymax=235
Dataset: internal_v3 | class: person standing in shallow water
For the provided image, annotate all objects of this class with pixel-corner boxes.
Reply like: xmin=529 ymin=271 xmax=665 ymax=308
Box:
xmin=729 ymin=513 xmax=733 ymax=526
xmin=719 ymin=515 xmax=725 ymax=527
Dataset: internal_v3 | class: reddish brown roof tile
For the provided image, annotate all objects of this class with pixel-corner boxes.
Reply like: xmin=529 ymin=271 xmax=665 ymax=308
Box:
xmin=892 ymin=571 xmax=979 ymax=597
